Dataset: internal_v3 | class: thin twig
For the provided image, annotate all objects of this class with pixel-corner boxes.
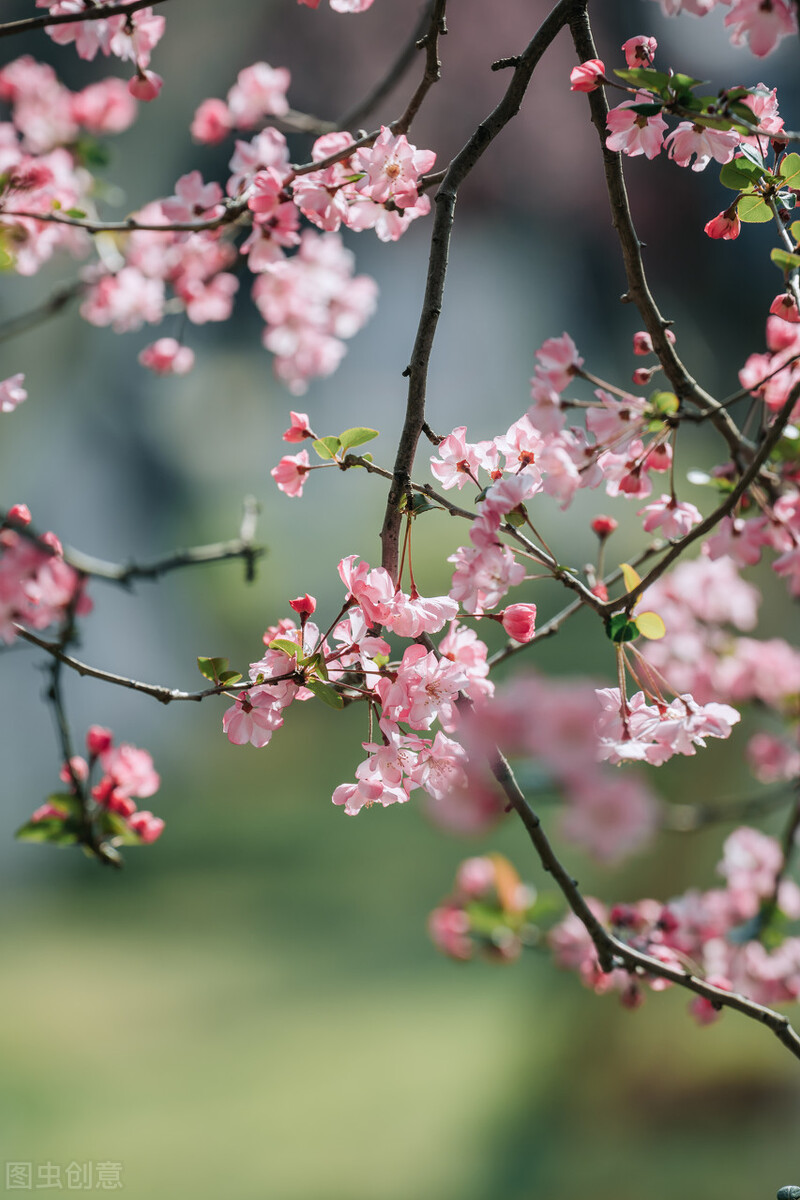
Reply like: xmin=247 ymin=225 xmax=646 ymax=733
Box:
xmin=568 ymin=8 xmax=750 ymax=464
xmin=0 ymin=0 xmax=172 ymax=39
xmin=338 ymin=0 xmax=436 ymax=130
xmin=0 ymin=280 xmax=85 ymax=345
xmin=380 ymin=0 xmax=586 ymax=580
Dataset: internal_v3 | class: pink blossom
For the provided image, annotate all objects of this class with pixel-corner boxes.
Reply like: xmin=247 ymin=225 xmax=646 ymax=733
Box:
xmin=138 ymin=338 xmax=195 ymax=375
xmin=704 ymin=208 xmax=740 ymax=240
xmin=430 ymin=426 xmax=497 ymax=490
xmin=533 ymin=332 xmax=583 ymax=392
xmin=724 ymin=0 xmax=797 ymax=57
xmin=439 ymin=620 xmax=493 ymax=703
xmin=560 ymin=774 xmax=659 ymax=863
xmin=428 ymin=905 xmax=472 ymax=960
xmin=337 ymin=555 xmax=395 ymax=627
xmin=569 ymin=59 xmax=605 ymax=92
xmin=98 ymin=742 xmax=160 ymax=799
xmin=747 ymin=732 xmax=800 ymax=783
xmin=223 ymin=690 xmax=284 ymax=747
xmin=606 ymin=96 xmax=667 ymax=159
xmin=703 ymin=515 xmax=768 ymax=566
xmin=639 ymin=494 xmax=702 ymax=539
xmin=665 ymin=122 xmax=740 ymax=171
xmin=127 ymin=810 xmax=165 ymax=843
xmin=410 ymin=732 xmax=469 ymax=800
xmin=622 ymin=36 xmax=657 ymax=67
xmin=386 ymin=591 xmax=459 ymax=638
xmin=354 ymin=126 xmax=436 ymax=209
xmin=0 ymin=373 xmax=27 ymax=413
xmin=271 ymin=450 xmax=310 ymax=498
xmin=227 ymin=63 xmax=291 ymax=127
xmin=191 ymin=98 xmax=233 ymax=144
xmin=282 ymin=411 xmax=313 ymax=443
xmin=86 ymin=725 xmax=113 ymax=756
xmin=72 ymin=78 xmax=137 ymax=133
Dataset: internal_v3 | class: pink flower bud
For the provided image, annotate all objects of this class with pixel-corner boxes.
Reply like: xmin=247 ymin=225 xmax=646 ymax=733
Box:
xmin=128 ymin=810 xmax=165 ymax=843
xmin=632 ymin=367 xmax=656 ymax=385
xmin=289 ymin=593 xmax=316 ymax=616
xmin=59 ymin=756 xmax=89 ymax=786
xmin=7 ymin=503 xmax=31 ymax=525
xmin=501 ymin=603 xmax=537 ymax=643
xmin=41 ymin=531 xmax=63 ymax=556
xmin=591 ymin=582 xmax=609 ymax=602
xmin=769 ymin=292 xmax=800 ymax=324
xmin=704 ymin=208 xmax=740 ymax=241
xmin=632 ymin=331 xmax=653 ymax=356
xmin=128 ymin=70 xmax=163 ymax=102
xmin=86 ymin=725 xmax=113 ymax=757
xmin=591 ymin=515 xmax=618 ymax=537
xmin=282 ymin=411 xmax=313 ymax=443
xmin=569 ymin=58 xmax=606 ymax=93
xmin=138 ymin=338 xmax=195 ymax=375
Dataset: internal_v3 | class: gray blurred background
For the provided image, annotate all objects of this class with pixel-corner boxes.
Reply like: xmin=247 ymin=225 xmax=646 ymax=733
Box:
xmin=1 ymin=2 xmax=800 ymax=1197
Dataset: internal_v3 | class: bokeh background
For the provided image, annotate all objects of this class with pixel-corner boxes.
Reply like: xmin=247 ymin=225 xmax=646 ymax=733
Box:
xmin=1 ymin=1 xmax=800 ymax=1196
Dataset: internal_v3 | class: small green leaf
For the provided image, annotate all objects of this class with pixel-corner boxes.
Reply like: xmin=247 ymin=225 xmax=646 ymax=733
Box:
xmin=197 ymin=655 xmax=230 ymax=683
xmin=790 ymin=221 xmax=800 ymax=244
xmin=629 ymin=103 xmax=664 ymax=117
xmin=606 ymin=614 xmax=639 ymax=644
xmin=306 ymin=678 xmax=344 ymax=709
xmin=100 ymin=811 xmax=143 ymax=846
xmin=504 ymin=507 xmax=527 ymax=528
xmin=338 ymin=426 xmax=378 ymax=452
xmin=779 ymin=153 xmax=800 ymax=189
xmin=65 ymin=208 xmax=87 ymax=219
xmin=738 ymin=194 xmax=773 ymax=224
xmin=312 ymin=436 xmax=341 ymax=461
xmin=649 ymin=390 xmax=679 ymax=415
xmin=217 ymin=670 xmax=242 ymax=685
xmin=739 ymin=144 xmax=765 ymax=168
xmin=613 ymin=67 xmax=670 ymax=93
xmin=73 ymin=136 xmax=111 ymax=169
xmin=372 ymin=653 xmax=389 ymax=669
xmin=268 ymin=637 xmax=301 ymax=658
xmin=15 ymin=818 xmax=80 ymax=845
xmin=669 ymin=72 xmax=705 ymax=91
xmin=771 ymin=247 xmax=800 ymax=271
xmin=307 ymin=651 xmax=329 ymax=681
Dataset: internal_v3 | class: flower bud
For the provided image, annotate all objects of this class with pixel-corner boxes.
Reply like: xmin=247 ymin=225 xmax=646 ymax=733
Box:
xmin=501 ymin=603 xmax=537 ymax=643
xmin=289 ymin=593 xmax=316 ymax=616
xmin=86 ymin=725 xmax=113 ymax=757
xmin=591 ymin=515 xmax=618 ymax=538
xmin=7 ymin=503 xmax=31 ymax=525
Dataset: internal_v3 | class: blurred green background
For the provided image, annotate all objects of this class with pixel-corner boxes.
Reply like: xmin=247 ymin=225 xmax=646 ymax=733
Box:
xmin=2 ymin=0 xmax=800 ymax=1196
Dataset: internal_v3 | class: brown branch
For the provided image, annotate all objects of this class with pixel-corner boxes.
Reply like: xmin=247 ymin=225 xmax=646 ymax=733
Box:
xmin=663 ymin=784 xmax=797 ymax=833
xmin=338 ymin=0 xmax=436 ymax=130
xmin=0 ymin=199 xmax=248 ymax=237
xmin=0 ymin=280 xmax=85 ymax=345
xmin=567 ymin=8 xmax=749 ymax=463
xmin=380 ymin=0 xmax=586 ymax=579
xmin=495 ymin=749 xmax=800 ymax=1063
xmin=14 ymin=625 xmax=295 ymax=705
xmin=0 ymin=0 xmax=172 ymax=39
xmin=602 ymin=379 xmax=800 ymax=614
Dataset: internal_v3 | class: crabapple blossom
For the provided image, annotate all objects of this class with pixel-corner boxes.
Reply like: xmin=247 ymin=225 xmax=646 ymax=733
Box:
xmin=138 ymin=338 xmax=195 ymax=375
xmin=622 ymin=36 xmax=657 ymax=67
xmin=271 ymin=450 xmax=311 ymax=498
xmin=606 ymin=95 xmax=668 ymax=159
xmin=569 ymin=59 xmax=605 ymax=92
xmin=638 ymin=495 xmax=703 ymax=539
xmin=0 ymin=374 xmax=26 ymax=413
xmin=500 ymin=604 xmax=537 ymax=643
xmin=704 ymin=207 xmax=741 ymax=240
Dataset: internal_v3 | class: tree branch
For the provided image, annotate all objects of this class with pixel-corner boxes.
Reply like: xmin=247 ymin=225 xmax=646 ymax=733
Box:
xmin=0 ymin=0 xmax=172 ymax=40
xmin=380 ymin=0 xmax=586 ymax=579
xmin=496 ymin=750 xmax=800 ymax=1063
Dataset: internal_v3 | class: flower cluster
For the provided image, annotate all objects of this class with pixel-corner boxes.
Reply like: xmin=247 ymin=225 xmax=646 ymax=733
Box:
xmin=0 ymin=505 xmax=91 ymax=643
xmin=36 ymin=1 xmax=165 ymax=96
xmin=19 ymin=725 xmax=164 ymax=851
xmin=550 ymin=826 xmax=800 ymax=1016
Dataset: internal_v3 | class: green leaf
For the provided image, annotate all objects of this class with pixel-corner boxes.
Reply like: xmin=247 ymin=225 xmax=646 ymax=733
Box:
xmin=629 ymin=102 xmax=664 ymax=117
xmin=65 ymin=208 xmax=87 ymax=219
xmin=779 ymin=153 xmax=800 ymax=189
xmin=719 ymin=159 xmax=764 ymax=191
xmin=15 ymin=818 xmax=80 ymax=845
xmin=268 ymin=637 xmax=301 ymax=658
xmin=771 ymin=247 xmax=800 ymax=271
xmin=307 ymin=651 xmax=328 ymax=681
xmin=504 ymin=507 xmax=527 ymax=528
xmin=73 ymin=136 xmax=111 ymax=169
xmin=738 ymin=194 xmax=773 ymax=224
xmin=197 ymin=655 xmax=230 ymax=683
xmin=669 ymin=72 xmax=705 ymax=91
xmin=606 ymin=614 xmax=639 ymax=644
xmin=739 ymin=143 xmax=765 ymax=168
xmin=790 ymin=221 xmax=800 ymax=244
xmin=338 ymin=426 xmax=378 ymax=452
xmin=613 ymin=67 xmax=670 ymax=93
xmin=306 ymin=678 xmax=344 ymax=709
xmin=100 ymin=811 xmax=143 ymax=846
xmin=312 ymin=436 xmax=341 ymax=461
xmin=217 ymin=670 xmax=242 ymax=686
xmin=649 ymin=390 xmax=679 ymax=415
